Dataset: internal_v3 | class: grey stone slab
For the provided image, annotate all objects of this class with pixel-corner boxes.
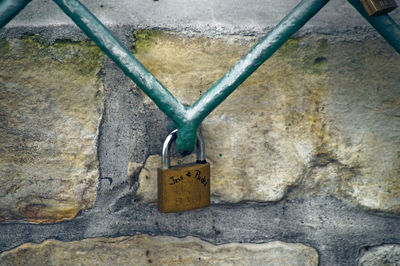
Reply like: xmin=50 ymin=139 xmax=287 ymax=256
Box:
xmin=4 ymin=0 xmax=400 ymax=36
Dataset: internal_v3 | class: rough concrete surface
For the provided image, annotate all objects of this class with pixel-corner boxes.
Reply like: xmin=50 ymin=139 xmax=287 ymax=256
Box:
xmin=0 ymin=235 xmax=318 ymax=266
xmin=358 ymin=244 xmax=400 ymax=266
xmin=0 ymin=36 xmax=103 ymax=223
xmin=1 ymin=195 xmax=400 ymax=265
xmin=4 ymin=0 xmax=400 ymax=37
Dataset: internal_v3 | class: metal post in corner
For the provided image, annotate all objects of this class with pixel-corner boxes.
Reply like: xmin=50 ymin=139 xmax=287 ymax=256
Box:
xmin=348 ymin=0 xmax=400 ymax=53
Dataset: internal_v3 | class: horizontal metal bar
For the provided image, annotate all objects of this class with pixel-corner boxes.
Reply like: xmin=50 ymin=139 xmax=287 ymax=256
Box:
xmin=348 ymin=0 xmax=400 ymax=53
xmin=52 ymin=0 xmax=188 ymax=125
xmin=0 ymin=0 xmax=32 ymax=29
xmin=186 ymin=0 xmax=330 ymax=127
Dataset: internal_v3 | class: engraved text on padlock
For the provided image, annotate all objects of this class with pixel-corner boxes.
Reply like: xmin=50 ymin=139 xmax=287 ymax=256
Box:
xmin=157 ymin=129 xmax=211 ymax=213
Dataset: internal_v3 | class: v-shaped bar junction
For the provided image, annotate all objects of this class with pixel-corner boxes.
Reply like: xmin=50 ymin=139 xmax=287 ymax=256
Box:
xmin=1 ymin=0 xmax=399 ymax=153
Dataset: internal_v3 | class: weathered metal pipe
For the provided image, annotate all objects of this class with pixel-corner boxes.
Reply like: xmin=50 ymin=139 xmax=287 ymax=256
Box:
xmin=0 ymin=0 xmax=31 ymax=29
xmin=348 ymin=0 xmax=400 ymax=53
xmin=52 ymin=0 xmax=188 ymax=127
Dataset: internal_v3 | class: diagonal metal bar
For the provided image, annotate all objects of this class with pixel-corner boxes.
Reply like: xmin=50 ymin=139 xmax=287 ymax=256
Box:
xmin=348 ymin=0 xmax=400 ymax=53
xmin=186 ymin=0 xmax=330 ymax=126
xmin=176 ymin=0 xmax=331 ymax=152
xmin=0 ymin=0 xmax=32 ymax=29
xmin=52 ymin=0 xmax=188 ymax=126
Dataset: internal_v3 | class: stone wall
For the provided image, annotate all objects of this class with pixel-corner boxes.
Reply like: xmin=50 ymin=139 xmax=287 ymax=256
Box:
xmin=0 ymin=0 xmax=400 ymax=265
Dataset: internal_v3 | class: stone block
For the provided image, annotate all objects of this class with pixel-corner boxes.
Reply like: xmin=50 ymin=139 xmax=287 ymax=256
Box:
xmin=0 ymin=36 xmax=103 ymax=223
xmin=0 ymin=235 xmax=318 ymax=265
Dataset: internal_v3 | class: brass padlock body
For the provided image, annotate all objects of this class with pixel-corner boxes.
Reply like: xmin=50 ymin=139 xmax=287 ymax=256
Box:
xmin=158 ymin=162 xmax=210 ymax=213
xmin=360 ymin=0 xmax=398 ymax=16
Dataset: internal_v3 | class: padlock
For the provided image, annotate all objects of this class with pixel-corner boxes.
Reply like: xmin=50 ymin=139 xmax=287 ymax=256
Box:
xmin=360 ymin=0 xmax=398 ymax=16
xmin=157 ymin=129 xmax=210 ymax=213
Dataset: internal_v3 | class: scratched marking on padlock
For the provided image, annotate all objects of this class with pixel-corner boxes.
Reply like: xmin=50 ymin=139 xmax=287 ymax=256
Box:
xmin=157 ymin=129 xmax=210 ymax=213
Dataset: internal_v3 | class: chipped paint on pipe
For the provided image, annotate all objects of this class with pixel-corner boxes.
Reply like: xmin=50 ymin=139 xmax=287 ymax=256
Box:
xmin=187 ymin=0 xmax=330 ymax=129
xmin=0 ymin=0 xmax=32 ymax=29
xmin=52 ymin=0 xmax=188 ymax=126
xmin=348 ymin=0 xmax=400 ymax=53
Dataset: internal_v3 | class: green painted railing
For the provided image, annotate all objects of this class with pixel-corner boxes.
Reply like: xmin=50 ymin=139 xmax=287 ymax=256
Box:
xmin=1 ymin=0 xmax=399 ymax=153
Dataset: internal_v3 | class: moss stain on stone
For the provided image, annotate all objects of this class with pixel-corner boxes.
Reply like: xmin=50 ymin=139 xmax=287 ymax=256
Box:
xmin=17 ymin=35 xmax=103 ymax=76
xmin=304 ymin=39 xmax=329 ymax=74
xmin=275 ymin=38 xmax=329 ymax=74
xmin=276 ymin=38 xmax=301 ymax=59
xmin=133 ymin=30 xmax=163 ymax=54
xmin=0 ymin=38 xmax=11 ymax=56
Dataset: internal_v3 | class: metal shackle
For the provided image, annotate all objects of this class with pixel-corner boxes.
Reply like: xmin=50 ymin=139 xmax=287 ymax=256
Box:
xmin=161 ymin=129 xmax=206 ymax=169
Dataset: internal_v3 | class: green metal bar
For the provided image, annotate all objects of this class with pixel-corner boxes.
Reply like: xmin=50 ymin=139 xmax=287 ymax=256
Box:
xmin=187 ymin=0 xmax=330 ymax=128
xmin=0 ymin=0 xmax=32 ymax=29
xmin=52 ymin=0 xmax=188 ymax=125
xmin=175 ymin=0 xmax=330 ymax=153
xmin=348 ymin=0 xmax=400 ymax=53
